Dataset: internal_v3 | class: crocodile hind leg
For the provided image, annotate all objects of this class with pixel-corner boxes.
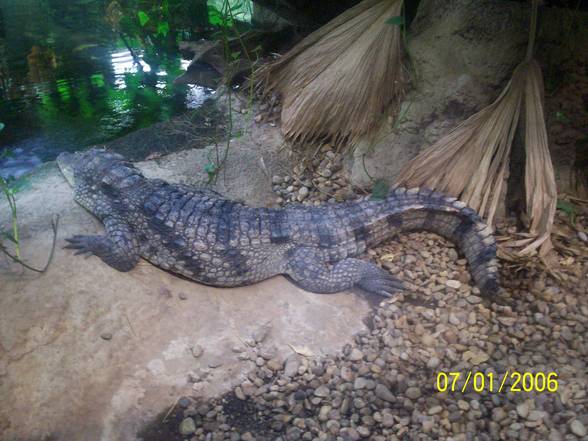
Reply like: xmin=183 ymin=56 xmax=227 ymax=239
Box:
xmin=284 ymin=247 xmax=404 ymax=297
xmin=64 ymin=217 xmax=139 ymax=272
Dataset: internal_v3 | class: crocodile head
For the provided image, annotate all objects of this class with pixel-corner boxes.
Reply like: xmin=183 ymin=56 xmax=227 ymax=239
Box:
xmin=57 ymin=149 xmax=140 ymax=214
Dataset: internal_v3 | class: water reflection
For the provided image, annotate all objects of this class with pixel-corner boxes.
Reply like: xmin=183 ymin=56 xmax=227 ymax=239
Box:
xmin=0 ymin=0 xmax=218 ymax=179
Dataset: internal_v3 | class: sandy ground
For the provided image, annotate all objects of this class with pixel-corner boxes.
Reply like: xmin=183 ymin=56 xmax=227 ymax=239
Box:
xmin=0 ymin=144 xmax=370 ymax=441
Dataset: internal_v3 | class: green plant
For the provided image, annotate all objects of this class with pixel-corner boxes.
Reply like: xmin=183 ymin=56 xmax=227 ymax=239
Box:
xmin=1 ymin=150 xmax=58 ymax=272
xmin=204 ymin=0 xmax=258 ymax=183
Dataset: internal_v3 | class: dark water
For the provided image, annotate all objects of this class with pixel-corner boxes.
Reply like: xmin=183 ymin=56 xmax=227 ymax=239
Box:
xmin=0 ymin=0 xmax=251 ymax=179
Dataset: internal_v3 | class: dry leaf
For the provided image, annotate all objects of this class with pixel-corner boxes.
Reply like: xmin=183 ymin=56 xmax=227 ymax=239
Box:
xmin=257 ymin=0 xmax=406 ymax=146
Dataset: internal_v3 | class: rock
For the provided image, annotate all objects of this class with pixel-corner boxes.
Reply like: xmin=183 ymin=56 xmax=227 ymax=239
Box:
xmin=100 ymin=332 xmax=112 ymax=341
xmin=405 ymin=387 xmax=421 ymax=400
xmin=267 ymin=358 xmax=282 ymax=372
xmin=446 ymin=280 xmax=462 ymax=289
xmin=357 ymin=426 xmax=371 ymax=438
xmin=179 ymin=417 xmax=196 ymax=435
xmin=577 ymin=231 xmax=588 ymax=243
xmin=354 ymin=377 xmax=370 ymax=390
xmin=570 ymin=420 xmax=587 ymax=437
xmin=516 ymin=401 xmax=530 ymax=419
xmin=178 ymin=397 xmax=191 ymax=408
xmin=314 ymin=385 xmax=330 ymax=398
xmin=297 ymin=186 xmax=310 ymax=200
xmin=234 ymin=386 xmax=246 ymax=400
xmin=428 ymin=405 xmax=443 ymax=415
xmin=426 ymin=357 xmax=440 ymax=369
xmin=349 ymin=348 xmax=364 ymax=361
xmin=492 ymin=408 xmax=507 ymax=422
xmin=375 ymin=384 xmax=395 ymax=402
xmin=284 ymin=354 xmax=301 ymax=377
xmin=341 ymin=366 xmax=354 ymax=382
xmin=190 ymin=345 xmax=204 ymax=358
xmin=272 ymin=175 xmax=284 ymax=184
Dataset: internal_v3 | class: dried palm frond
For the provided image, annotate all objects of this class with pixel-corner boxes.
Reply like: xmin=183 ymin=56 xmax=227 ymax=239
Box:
xmin=396 ymin=59 xmax=557 ymax=258
xmin=257 ymin=0 xmax=406 ymax=146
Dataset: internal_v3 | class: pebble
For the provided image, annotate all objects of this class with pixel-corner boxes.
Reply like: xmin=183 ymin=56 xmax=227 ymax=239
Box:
xmin=190 ymin=345 xmax=204 ymax=358
xmin=446 ymin=279 xmax=462 ymax=289
xmin=349 ymin=348 xmax=364 ymax=361
xmin=577 ymin=231 xmax=588 ymax=243
xmin=179 ymin=417 xmax=196 ymax=435
xmin=375 ymin=384 xmax=395 ymax=402
xmin=516 ymin=401 xmax=530 ymax=419
xmin=570 ymin=420 xmax=587 ymax=437
xmin=160 ymin=213 xmax=587 ymax=441
xmin=405 ymin=387 xmax=421 ymax=400
xmin=314 ymin=385 xmax=330 ymax=398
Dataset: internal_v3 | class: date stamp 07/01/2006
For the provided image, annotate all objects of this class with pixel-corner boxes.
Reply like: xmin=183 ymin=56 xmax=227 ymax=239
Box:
xmin=435 ymin=371 xmax=559 ymax=394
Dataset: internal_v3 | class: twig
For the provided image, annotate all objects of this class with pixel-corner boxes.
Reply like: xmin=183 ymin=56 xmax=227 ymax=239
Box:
xmin=1 ymin=215 xmax=59 ymax=273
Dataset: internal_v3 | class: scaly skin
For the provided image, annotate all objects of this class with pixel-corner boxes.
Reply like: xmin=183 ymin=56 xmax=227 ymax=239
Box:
xmin=58 ymin=149 xmax=500 ymax=297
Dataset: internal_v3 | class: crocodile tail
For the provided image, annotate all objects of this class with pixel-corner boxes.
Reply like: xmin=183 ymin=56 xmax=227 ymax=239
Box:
xmin=376 ymin=187 xmax=500 ymax=296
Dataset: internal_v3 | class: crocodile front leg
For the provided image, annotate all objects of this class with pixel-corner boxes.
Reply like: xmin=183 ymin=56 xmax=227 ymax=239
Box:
xmin=284 ymin=247 xmax=404 ymax=297
xmin=65 ymin=217 xmax=139 ymax=272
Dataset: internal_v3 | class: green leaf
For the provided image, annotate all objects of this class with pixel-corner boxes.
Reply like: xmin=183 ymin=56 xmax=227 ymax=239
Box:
xmin=371 ymin=180 xmax=390 ymax=200
xmin=138 ymin=11 xmax=150 ymax=27
xmin=386 ymin=16 xmax=405 ymax=26
xmin=1 ymin=231 xmax=18 ymax=244
xmin=231 ymin=51 xmax=241 ymax=60
xmin=204 ymin=162 xmax=217 ymax=177
xmin=0 ymin=122 xmax=4 ymax=132
xmin=157 ymin=21 xmax=170 ymax=37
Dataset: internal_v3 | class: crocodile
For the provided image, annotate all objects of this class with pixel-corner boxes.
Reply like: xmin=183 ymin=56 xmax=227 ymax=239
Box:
xmin=57 ymin=149 xmax=500 ymax=297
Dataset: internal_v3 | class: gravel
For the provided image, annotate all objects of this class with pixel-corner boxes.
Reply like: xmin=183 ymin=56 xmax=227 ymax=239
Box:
xmin=164 ymin=177 xmax=587 ymax=440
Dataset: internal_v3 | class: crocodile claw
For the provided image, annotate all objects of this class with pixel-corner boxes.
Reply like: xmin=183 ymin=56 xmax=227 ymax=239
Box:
xmin=64 ymin=235 xmax=97 ymax=257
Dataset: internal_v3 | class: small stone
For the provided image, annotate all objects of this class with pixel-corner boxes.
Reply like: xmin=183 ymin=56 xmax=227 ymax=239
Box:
xmin=267 ymin=358 xmax=282 ymax=371
xmin=375 ymin=384 xmax=395 ymax=402
xmin=284 ymin=354 xmax=301 ymax=377
xmin=100 ymin=332 xmax=112 ymax=341
xmin=428 ymin=405 xmax=443 ymax=415
xmin=356 ymin=426 xmax=371 ymax=437
xmin=178 ymin=292 xmax=188 ymax=300
xmin=341 ymin=366 xmax=354 ymax=382
xmin=178 ymin=397 xmax=191 ymax=408
xmin=570 ymin=419 xmax=587 ymax=437
xmin=272 ymin=175 xmax=284 ymax=184
xmin=577 ymin=231 xmax=588 ymax=243
xmin=349 ymin=348 xmax=364 ymax=361
xmin=297 ymin=186 xmax=309 ymax=200
xmin=190 ymin=345 xmax=204 ymax=358
xmin=314 ymin=385 xmax=330 ymax=398
xmin=516 ymin=402 xmax=530 ymax=419
xmin=234 ymin=386 xmax=246 ymax=400
xmin=179 ymin=417 xmax=196 ymax=435
xmin=466 ymin=295 xmax=482 ymax=304
xmin=426 ymin=357 xmax=440 ymax=369
xmin=354 ymin=377 xmax=370 ymax=390
xmin=527 ymin=410 xmax=545 ymax=422
xmin=492 ymin=407 xmax=507 ymax=422
xmin=446 ymin=280 xmax=462 ymax=289
xmin=405 ymin=387 xmax=421 ymax=400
